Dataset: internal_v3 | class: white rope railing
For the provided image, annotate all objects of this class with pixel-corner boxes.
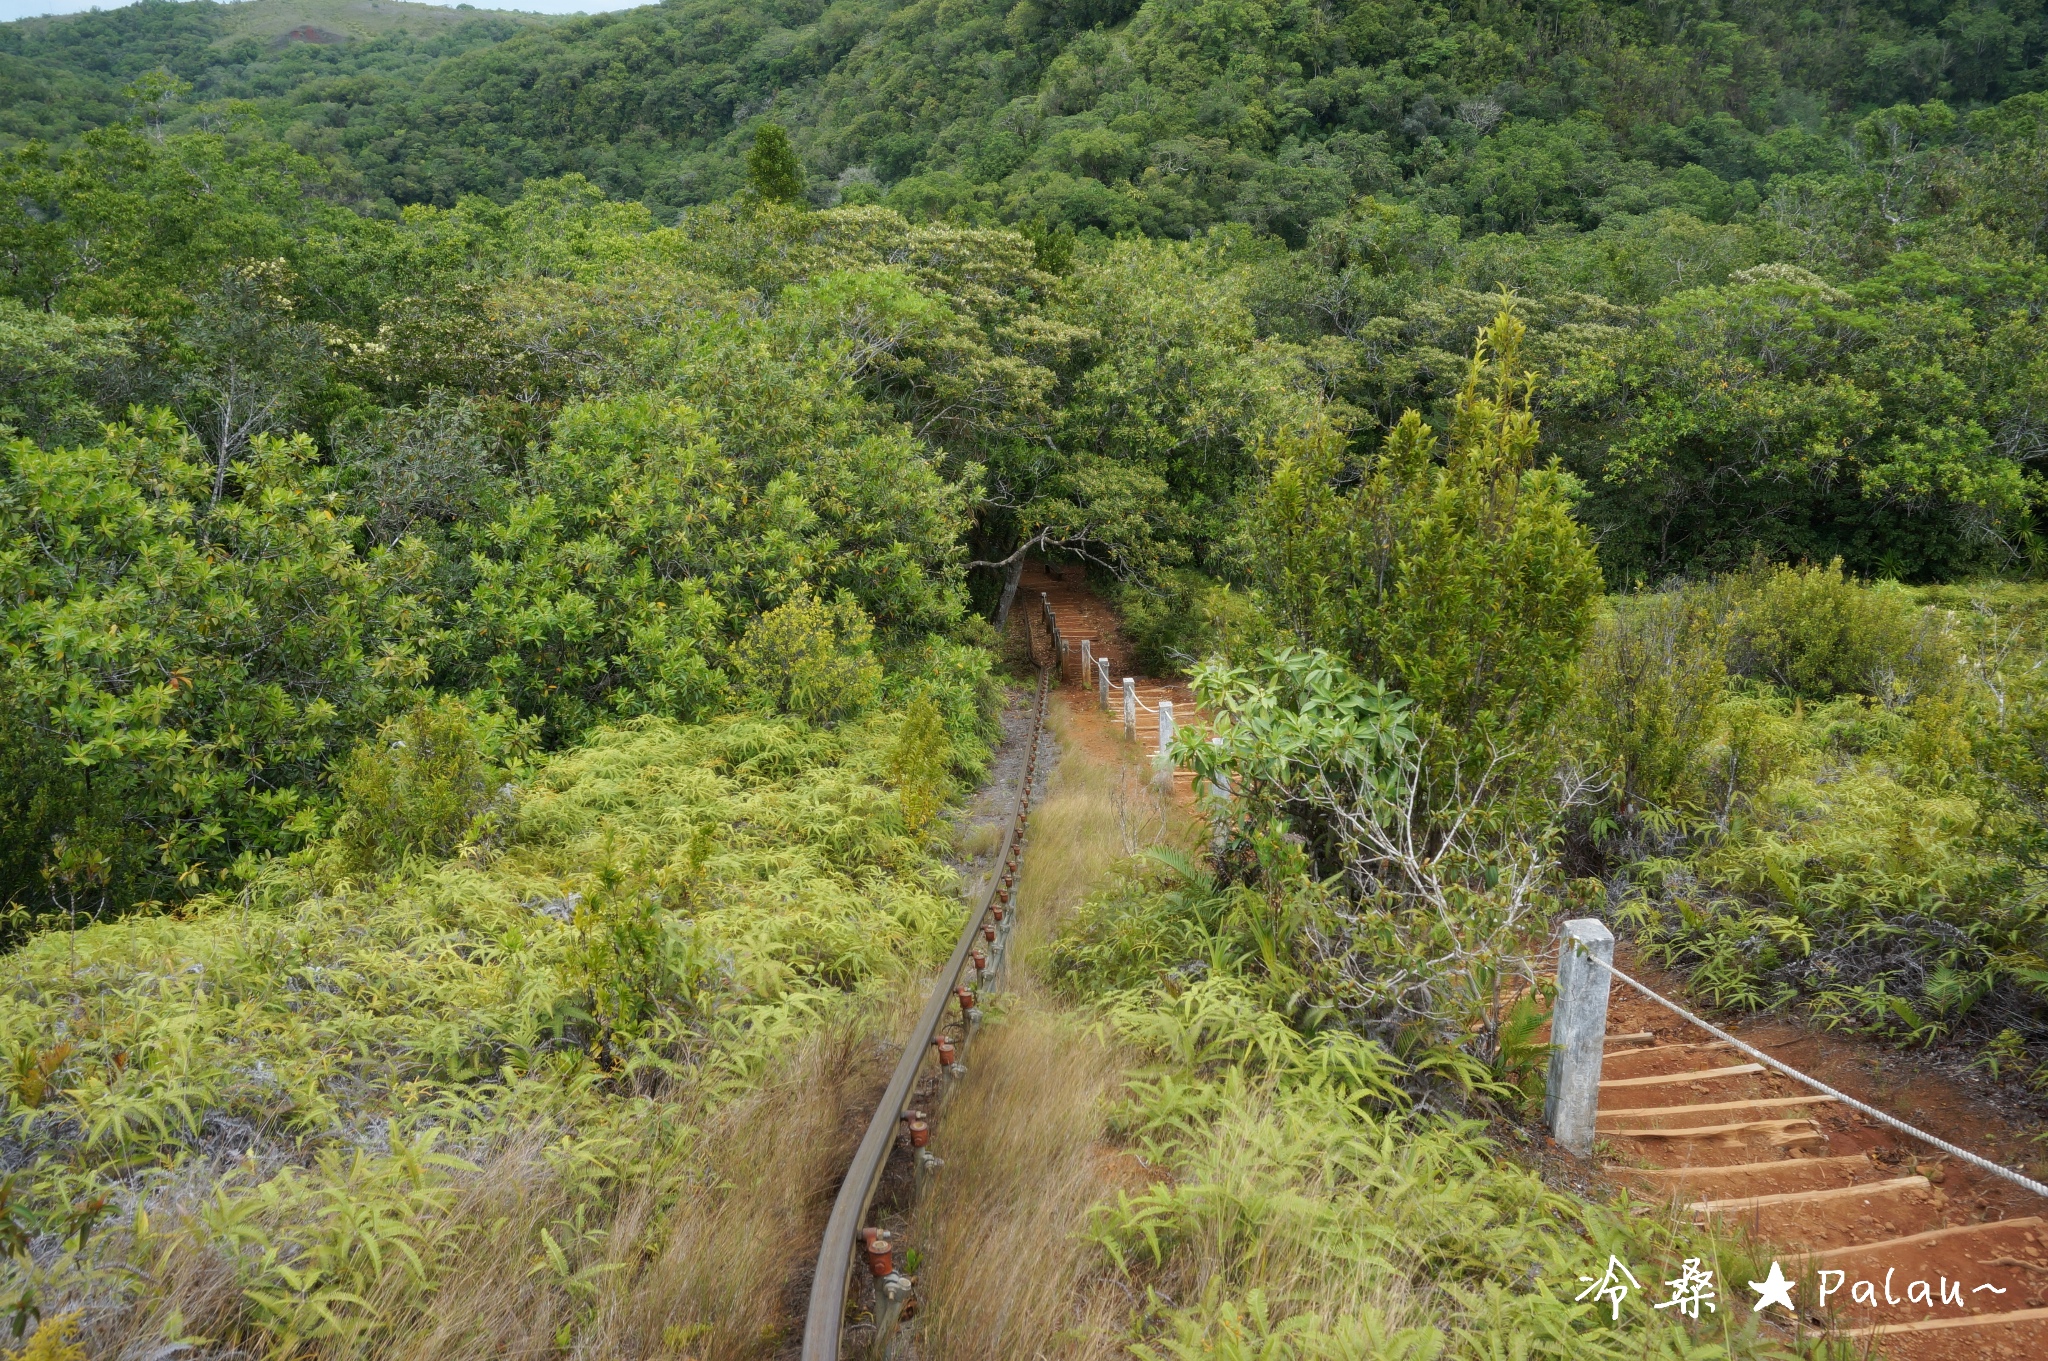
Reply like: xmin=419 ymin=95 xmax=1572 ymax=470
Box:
xmin=1576 ymin=944 xmax=2048 ymax=1201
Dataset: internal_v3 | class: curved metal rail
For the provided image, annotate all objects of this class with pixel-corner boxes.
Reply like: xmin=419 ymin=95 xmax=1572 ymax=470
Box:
xmin=800 ymin=664 xmax=1052 ymax=1360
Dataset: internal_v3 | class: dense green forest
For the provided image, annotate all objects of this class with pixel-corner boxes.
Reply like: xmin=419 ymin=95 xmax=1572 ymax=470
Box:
xmin=2 ymin=0 xmax=2048 ymax=1353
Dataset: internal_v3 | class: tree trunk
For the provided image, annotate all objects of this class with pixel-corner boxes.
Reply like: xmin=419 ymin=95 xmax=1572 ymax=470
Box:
xmin=992 ymin=556 xmax=1026 ymax=630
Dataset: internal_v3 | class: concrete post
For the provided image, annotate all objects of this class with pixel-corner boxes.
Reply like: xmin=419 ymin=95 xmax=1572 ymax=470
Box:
xmin=1157 ymin=700 xmax=1175 ymax=760
xmin=1122 ymin=678 xmax=1136 ymax=739
xmin=872 ymin=1271 xmax=915 ymax=1358
xmin=1206 ymin=737 xmax=1231 ymax=861
xmin=1205 ymin=735 xmax=1231 ymax=802
xmin=1080 ymin=639 xmax=1092 ymax=686
xmin=1098 ymin=660 xmax=1111 ymax=710
xmin=1544 ymin=918 xmax=1614 ymax=1157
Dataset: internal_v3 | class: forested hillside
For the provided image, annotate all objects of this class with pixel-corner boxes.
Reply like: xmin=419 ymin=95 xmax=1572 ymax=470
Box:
xmin=7 ymin=0 xmax=2046 ymax=223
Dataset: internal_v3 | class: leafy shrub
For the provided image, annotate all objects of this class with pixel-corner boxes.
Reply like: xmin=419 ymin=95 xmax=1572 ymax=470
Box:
xmin=1577 ymin=589 xmax=1728 ymax=811
xmin=1725 ymin=558 xmax=1956 ymax=702
xmin=0 ymin=414 xmax=433 ymax=922
xmin=734 ymin=588 xmax=882 ymax=724
xmin=332 ymin=699 xmax=528 ymax=875
xmin=1603 ymin=578 xmax=2048 ymax=1058
xmin=1197 ymin=314 xmax=1603 ymax=1076
xmin=888 ymin=694 xmax=951 ymax=834
xmin=1247 ymin=310 xmax=1602 ymax=782
xmin=1117 ymin=569 xmax=1276 ymax=676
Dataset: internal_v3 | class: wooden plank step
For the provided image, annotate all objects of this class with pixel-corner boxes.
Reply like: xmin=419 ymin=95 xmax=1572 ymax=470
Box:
xmin=1839 ymin=1306 xmax=2048 ymax=1339
xmin=1688 ymin=1174 xmax=1927 ymax=1215
xmin=1604 ymin=1117 xmax=1822 ymax=1144
xmin=1603 ymin=1031 xmax=1656 ymax=1046
xmin=1615 ymin=1153 xmax=1872 ymax=1181
xmin=1597 ymin=1093 xmax=1838 ymax=1123
xmin=1599 ymin=1063 xmax=1763 ymax=1090
xmin=1602 ymin=1041 xmax=1734 ymax=1064
xmin=1813 ymin=1216 xmax=2046 ymax=1263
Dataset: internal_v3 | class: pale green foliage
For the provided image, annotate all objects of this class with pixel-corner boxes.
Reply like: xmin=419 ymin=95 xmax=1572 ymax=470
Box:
xmin=0 ymin=300 xmax=128 ymax=448
xmin=888 ymin=694 xmax=951 ymax=834
xmin=734 ymin=588 xmax=882 ymax=723
xmin=0 ymin=684 xmax=994 ymax=1348
xmin=1118 ymin=568 xmax=1278 ymax=676
xmin=1594 ymin=577 xmax=2048 ymax=1059
xmin=1579 ymin=591 xmax=1730 ymax=811
xmin=1725 ymin=557 xmax=1958 ymax=703
xmin=332 ymin=698 xmax=528 ymax=875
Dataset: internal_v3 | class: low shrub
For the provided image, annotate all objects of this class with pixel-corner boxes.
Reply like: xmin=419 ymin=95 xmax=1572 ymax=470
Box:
xmin=1116 ymin=569 xmax=1275 ymax=676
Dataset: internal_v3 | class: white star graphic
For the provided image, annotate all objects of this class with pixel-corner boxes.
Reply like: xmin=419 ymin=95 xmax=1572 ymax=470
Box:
xmin=1748 ymin=1260 xmax=1796 ymax=1313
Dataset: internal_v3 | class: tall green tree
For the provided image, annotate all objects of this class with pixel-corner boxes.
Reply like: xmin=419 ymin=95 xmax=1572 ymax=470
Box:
xmin=1249 ymin=310 xmax=1604 ymax=771
xmin=746 ymin=123 xmax=806 ymax=205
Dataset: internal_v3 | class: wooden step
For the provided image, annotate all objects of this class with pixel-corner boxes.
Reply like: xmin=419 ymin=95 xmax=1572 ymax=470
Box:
xmin=1614 ymin=1153 xmax=1872 ymax=1182
xmin=1599 ymin=1063 xmax=1763 ymax=1090
xmin=1603 ymin=1117 xmax=1823 ymax=1144
xmin=1839 ymin=1306 xmax=2048 ymax=1339
xmin=1602 ymin=1041 xmax=1734 ymax=1064
xmin=1813 ymin=1216 xmax=2045 ymax=1263
xmin=1597 ymin=1093 xmax=1838 ymax=1124
xmin=1687 ymin=1174 xmax=1927 ymax=1216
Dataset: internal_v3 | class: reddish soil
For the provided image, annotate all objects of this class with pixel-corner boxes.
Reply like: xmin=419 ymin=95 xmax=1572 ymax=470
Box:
xmin=1017 ymin=562 xmax=1202 ymax=807
xmin=1595 ymin=948 xmax=2048 ymax=1358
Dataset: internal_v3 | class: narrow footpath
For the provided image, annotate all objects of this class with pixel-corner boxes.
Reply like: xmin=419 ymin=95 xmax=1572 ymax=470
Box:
xmin=895 ymin=572 xmax=1198 ymax=1359
xmin=1014 ymin=561 xmax=1202 ymax=802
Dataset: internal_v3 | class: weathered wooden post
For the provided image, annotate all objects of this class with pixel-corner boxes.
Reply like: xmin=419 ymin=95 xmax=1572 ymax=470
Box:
xmin=1080 ymin=639 xmax=1092 ymax=687
xmin=1098 ymin=659 xmax=1111 ymax=710
xmin=1122 ymin=678 xmax=1136 ymax=739
xmin=1544 ymin=918 xmax=1614 ymax=1157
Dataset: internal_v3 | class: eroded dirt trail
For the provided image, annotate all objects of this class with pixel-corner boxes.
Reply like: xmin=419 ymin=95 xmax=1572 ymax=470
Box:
xmin=1595 ymin=955 xmax=2048 ymax=1358
xmin=1016 ymin=562 xmax=1202 ymax=803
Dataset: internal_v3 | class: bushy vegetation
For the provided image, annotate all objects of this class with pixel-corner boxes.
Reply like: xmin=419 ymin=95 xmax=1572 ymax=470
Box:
xmin=1046 ymin=856 xmax=1795 ymax=1358
xmin=1580 ymin=565 xmax=2048 ymax=1072
xmin=0 ymin=692 xmax=994 ymax=1351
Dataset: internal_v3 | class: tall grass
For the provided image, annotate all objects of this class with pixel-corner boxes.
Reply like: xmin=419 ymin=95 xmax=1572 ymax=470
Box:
xmin=908 ymin=703 xmax=1191 ymax=1360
